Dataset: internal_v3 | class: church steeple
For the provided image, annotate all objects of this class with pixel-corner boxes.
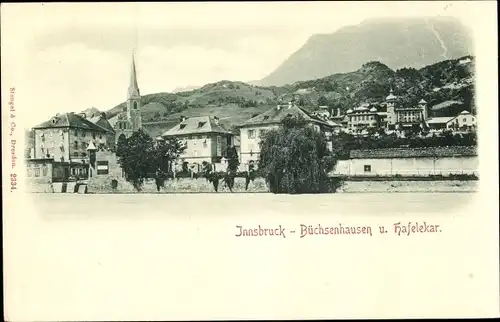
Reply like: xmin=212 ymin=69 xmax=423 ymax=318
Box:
xmin=126 ymin=51 xmax=142 ymax=131
xmin=128 ymin=52 xmax=140 ymax=99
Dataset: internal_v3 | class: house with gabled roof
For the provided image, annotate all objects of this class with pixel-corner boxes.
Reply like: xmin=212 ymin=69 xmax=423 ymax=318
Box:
xmin=161 ymin=115 xmax=233 ymax=165
xmin=237 ymin=102 xmax=336 ymax=165
xmin=29 ymin=112 xmax=114 ymax=181
xmin=88 ymin=111 xmax=116 ymax=150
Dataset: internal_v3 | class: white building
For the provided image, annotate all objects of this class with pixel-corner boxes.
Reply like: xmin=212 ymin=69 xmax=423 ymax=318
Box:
xmin=238 ymin=102 xmax=335 ymax=166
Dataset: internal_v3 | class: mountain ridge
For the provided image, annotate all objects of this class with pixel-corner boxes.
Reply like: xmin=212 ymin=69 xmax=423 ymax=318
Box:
xmin=253 ymin=16 xmax=473 ymax=86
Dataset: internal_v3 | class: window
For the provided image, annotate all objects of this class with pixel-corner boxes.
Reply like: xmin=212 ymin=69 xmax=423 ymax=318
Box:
xmin=248 ymin=129 xmax=255 ymax=139
xmin=42 ymin=165 xmax=48 ymax=176
xmin=463 ymin=118 xmax=466 ymax=122
xmin=263 ymin=116 xmax=269 ymax=120
xmin=133 ymin=101 xmax=138 ymax=110
xmin=364 ymin=165 xmax=371 ymax=173
xmin=74 ymin=129 xmax=78 ymax=136
xmin=260 ymin=129 xmax=267 ymax=137
xmin=203 ymin=140 xmax=207 ymax=148
xmin=97 ymin=161 xmax=109 ymax=175
xmin=27 ymin=168 xmax=32 ymax=177
xmin=34 ymin=168 xmax=40 ymax=177
xmin=179 ymin=124 xmax=187 ymax=130
xmin=74 ymin=141 xmax=79 ymax=149
xmin=197 ymin=122 xmax=206 ymax=128
xmin=71 ymin=168 xmax=76 ymax=176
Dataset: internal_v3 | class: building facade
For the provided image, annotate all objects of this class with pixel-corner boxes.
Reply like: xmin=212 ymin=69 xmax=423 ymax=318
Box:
xmin=32 ymin=112 xmax=111 ymax=164
xmin=346 ymin=104 xmax=387 ymax=134
xmin=161 ymin=116 xmax=233 ymax=166
xmin=238 ymin=102 xmax=335 ymax=165
xmin=386 ymin=89 xmax=429 ymax=130
xmin=426 ymin=110 xmax=477 ymax=132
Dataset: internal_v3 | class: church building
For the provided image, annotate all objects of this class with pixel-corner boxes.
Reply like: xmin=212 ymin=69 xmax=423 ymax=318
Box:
xmin=114 ymin=53 xmax=143 ymax=143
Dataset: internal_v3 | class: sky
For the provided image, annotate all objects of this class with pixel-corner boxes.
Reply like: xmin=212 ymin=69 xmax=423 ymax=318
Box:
xmin=0 ymin=1 xmax=487 ymax=127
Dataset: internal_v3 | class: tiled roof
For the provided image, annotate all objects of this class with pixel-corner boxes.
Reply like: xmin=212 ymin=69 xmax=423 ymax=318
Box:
xmin=427 ymin=117 xmax=455 ymax=124
xmin=33 ymin=112 xmax=108 ymax=132
xmin=350 ymin=146 xmax=477 ymax=159
xmin=89 ymin=114 xmax=115 ymax=133
xmin=161 ymin=116 xmax=231 ymax=137
xmin=239 ymin=104 xmax=331 ymax=128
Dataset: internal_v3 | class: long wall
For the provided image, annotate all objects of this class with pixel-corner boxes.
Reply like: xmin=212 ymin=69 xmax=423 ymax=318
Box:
xmin=333 ymin=156 xmax=478 ymax=176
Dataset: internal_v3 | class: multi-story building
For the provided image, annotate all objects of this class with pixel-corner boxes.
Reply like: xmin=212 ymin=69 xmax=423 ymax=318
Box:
xmin=386 ymin=89 xmax=429 ymax=130
xmin=426 ymin=110 xmax=477 ymax=132
xmin=238 ymin=102 xmax=335 ymax=165
xmin=30 ymin=112 xmax=112 ymax=179
xmin=346 ymin=103 xmax=388 ymax=134
xmin=161 ymin=116 xmax=233 ymax=167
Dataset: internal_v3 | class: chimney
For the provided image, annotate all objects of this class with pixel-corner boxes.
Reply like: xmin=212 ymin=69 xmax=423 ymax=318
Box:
xmin=79 ymin=112 xmax=87 ymax=119
xmin=180 ymin=115 xmax=186 ymax=122
xmin=213 ymin=116 xmax=219 ymax=125
xmin=277 ymin=104 xmax=281 ymax=111
xmin=100 ymin=112 xmax=107 ymax=119
xmin=288 ymin=101 xmax=292 ymax=109
xmin=337 ymin=107 xmax=341 ymax=117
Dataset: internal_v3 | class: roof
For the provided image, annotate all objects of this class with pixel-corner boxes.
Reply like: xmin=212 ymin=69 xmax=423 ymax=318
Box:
xmin=350 ymin=146 xmax=477 ymax=159
xmin=418 ymin=99 xmax=427 ymax=104
xmin=386 ymin=90 xmax=397 ymax=101
xmin=161 ymin=116 xmax=231 ymax=137
xmin=460 ymin=110 xmax=471 ymax=115
xmin=239 ymin=104 xmax=331 ymax=128
xmin=426 ymin=117 xmax=455 ymax=124
xmin=33 ymin=112 xmax=108 ymax=132
xmin=89 ymin=113 xmax=115 ymax=133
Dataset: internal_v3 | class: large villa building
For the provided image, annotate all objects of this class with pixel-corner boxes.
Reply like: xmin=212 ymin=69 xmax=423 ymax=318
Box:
xmin=161 ymin=115 xmax=233 ymax=166
xmin=238 ymin=101 xmax=336 ymax=165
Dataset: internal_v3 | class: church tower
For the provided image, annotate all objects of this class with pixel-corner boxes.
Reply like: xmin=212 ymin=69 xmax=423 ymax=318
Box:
xmin=386 ymin=88 xmax=397 ymax=128
xmin=127 ymin=53 xmax=142 ymax=131
xmin=114 ymin=53 xmax=143 ymax=143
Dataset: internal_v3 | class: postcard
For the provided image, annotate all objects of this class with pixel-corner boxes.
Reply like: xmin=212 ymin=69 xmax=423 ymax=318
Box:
xmin=2 ymin=1 xmax=499 ymax=320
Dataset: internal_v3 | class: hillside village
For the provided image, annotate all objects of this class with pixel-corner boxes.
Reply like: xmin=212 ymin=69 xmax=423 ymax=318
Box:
xmin=25 ymin=54 xmax=477 ymax=191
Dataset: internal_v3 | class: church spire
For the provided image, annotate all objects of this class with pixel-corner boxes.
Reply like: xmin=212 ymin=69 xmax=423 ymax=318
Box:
xmin=128 ymin=52 xmax=140 ymax=99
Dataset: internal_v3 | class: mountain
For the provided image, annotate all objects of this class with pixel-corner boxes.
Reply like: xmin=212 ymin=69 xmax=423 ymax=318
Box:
xmin=96 ymin=56 xmax=474 ymax=138
xmin=254 ymin=16 xmax=473 ymax=86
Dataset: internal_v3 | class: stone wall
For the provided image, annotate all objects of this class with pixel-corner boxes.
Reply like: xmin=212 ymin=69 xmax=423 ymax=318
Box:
xmin=88 ymin=176 xmax=269 ymax=193
xmin=25 ymin=177 xmax=54 ymax=193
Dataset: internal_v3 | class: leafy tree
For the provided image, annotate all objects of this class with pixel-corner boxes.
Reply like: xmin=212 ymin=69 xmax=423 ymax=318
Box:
xmin=116 ymin=130 xmax=185 ymax=191
xmin=225 ymin=145 xmax=240 ymax=173
xmin=258 ymin=115 xmax=339 ymax=194
xmin=116 ymin=134 xmax=128 ymax=158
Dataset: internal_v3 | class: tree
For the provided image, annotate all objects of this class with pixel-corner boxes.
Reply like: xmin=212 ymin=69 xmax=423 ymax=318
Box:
xmin=258 ymin=115 xmax=340 ymax=194
xmin=116 ymin=130 xmax=185 ymax=191
xmin=116 ymin=134 xmax=128 ymax=158
xmin=150 ymin=137 xmax=186 ymax=191
xmin=225 ymin=145 xmax=239 ymax=173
